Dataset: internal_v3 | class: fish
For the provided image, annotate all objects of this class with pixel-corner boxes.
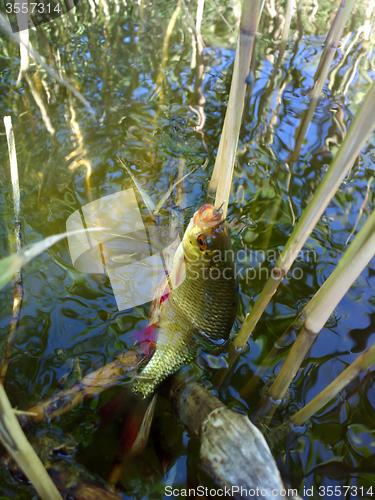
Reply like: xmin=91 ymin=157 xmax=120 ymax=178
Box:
xmin=101 ymin=203 xmax=238 ymax=459
xmin=132 ymin=203 xmax=239 ymax=399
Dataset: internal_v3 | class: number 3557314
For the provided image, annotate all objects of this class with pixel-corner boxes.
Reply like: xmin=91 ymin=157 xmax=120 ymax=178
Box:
xmin=5 ymin=3 xmax=61 ymax=14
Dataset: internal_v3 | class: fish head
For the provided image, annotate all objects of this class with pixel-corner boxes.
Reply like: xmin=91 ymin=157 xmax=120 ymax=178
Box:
xmin=182 ymin=204 xmax=232 ymax=264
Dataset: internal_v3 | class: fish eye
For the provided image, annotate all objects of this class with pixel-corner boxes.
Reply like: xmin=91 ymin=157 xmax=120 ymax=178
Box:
xmin=197 ymin=234 xmax=207 ymax=250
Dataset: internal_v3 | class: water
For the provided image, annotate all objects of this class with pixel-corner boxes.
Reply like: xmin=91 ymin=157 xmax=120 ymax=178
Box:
xmin=0 ymin=1 xmax=375 ymax=498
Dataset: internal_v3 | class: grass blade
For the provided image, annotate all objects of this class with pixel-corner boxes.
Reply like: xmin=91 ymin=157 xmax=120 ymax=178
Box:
xmin=0 ymin=228 xmax=104 ymax=291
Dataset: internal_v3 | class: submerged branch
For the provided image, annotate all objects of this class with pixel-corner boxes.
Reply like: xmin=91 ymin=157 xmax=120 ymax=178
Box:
xmin=23 ymin=352 xmax=140 ymax=425
xmin=170 ymin=381 xmax=302 ymax=500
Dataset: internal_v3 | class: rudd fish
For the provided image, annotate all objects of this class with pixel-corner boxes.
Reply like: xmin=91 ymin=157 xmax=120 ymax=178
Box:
xmin=102 ymin=203 xmax=238 ymax=457
xmin=132 ymin=203 xmax=239 ymax=398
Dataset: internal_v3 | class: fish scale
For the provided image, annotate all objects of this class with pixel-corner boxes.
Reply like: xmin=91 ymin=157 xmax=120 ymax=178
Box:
xmin=133 ymin=205 xmax=238 ymax=398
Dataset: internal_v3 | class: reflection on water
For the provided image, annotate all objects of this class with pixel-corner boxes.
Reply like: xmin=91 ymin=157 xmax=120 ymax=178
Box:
xmin=0 ymin=0 xmax=375 ymax=498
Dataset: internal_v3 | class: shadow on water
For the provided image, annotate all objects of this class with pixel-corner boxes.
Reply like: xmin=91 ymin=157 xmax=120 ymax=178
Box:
xmin=0 ymin=0 xmax=375 ymax=498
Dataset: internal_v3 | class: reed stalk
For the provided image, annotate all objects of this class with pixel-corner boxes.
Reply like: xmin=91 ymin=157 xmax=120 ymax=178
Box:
xmin=0 ymin=13 xmax=94 ymax=114
xmin=15 ymin=7 xmax=30 ymax=86
xmin=154 ymin=0 xmax=182 ymax=104
xmin=266 ymin=207 xmax=375 ymax=403
xmin=288 ymin=0 xmax=355 ymax=163
xmin=208 ymin=0 xmax=260 ymax=217
xmin=234 ymin=81 xmax=375 ymax=350
xmin=24 ymin=74 xmax=56 ymax=135
xmin=281 ymin=0 xmax=295 ymax=42
xmin=1 ymin=117 xmax=23 ymax=385
xmin=0 ymin=384 xmax=63 ymax=500
xmin=268 ymin=342 xmax=375 ymax=446
xmin=314 ymin=0 xmax=346 ymax=83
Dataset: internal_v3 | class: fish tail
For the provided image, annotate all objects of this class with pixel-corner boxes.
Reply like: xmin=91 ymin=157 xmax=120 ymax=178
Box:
xmin=100 ymin=386 xmax=157 ymax=456
xmin=120 ymin=393 xmax=158 ymax=456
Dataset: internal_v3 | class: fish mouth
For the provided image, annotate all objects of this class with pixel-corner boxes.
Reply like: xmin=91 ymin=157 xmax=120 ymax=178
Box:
xmin=193 ymin=204 xmax=225 ymax=228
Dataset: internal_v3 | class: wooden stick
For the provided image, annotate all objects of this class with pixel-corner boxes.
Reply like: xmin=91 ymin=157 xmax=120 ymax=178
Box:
xmin=1 ymin=117 xmax=24 ymax=385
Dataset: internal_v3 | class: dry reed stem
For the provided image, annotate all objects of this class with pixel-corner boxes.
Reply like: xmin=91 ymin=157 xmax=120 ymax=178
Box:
xmin=0 ymin=384 xmax=63 ymax=500
xmin=24 ymin=74 xmax=56 ymax=135
xmin=234 ymin=81 xmax=375 ymax=350
xmin=0 ymin=117 xmax=23 ymax=385
xmin=267 ymin=207 xmax=375 ymax=403
xmin=289 ymin=0 xmax=355 ymax=162
xmin=314 ymin=0 xmax=347 ymax=83
xmin=268 ymin=342 xmax=375 ymax=446
xmin=281 ymin=0 xmax=295 ymax=42
xmin=208 ymin=0 xmax=260 ymax=217
xmin=154 ymin=0 xmax=182 ymax=105
xmin=0 ymin=13 xmax=94 ymax=114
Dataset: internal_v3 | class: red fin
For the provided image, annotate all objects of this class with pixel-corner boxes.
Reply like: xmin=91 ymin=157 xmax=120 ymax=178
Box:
xmin=100 ymin=389 xmax=156 ymax=456
xmin=149 ymin=276 xmax=171 ymax=324
xmin=131 ymin=323 xmax=158 ymax=357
